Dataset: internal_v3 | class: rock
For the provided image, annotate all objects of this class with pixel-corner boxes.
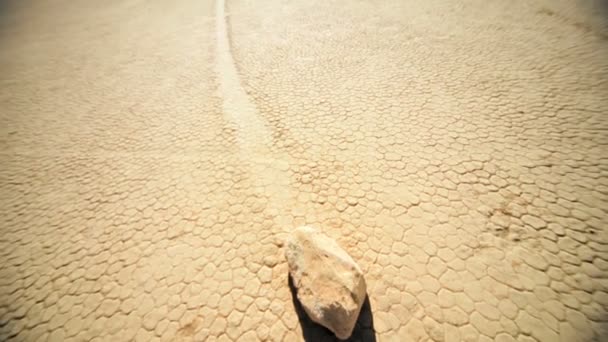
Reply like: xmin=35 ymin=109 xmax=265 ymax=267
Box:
xmin=285 ymin=226 xmax=367 ymax=340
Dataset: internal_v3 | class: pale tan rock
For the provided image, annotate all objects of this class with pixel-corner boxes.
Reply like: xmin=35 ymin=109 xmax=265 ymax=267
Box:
xmin=285 ymin=226 xmax=367 ymax=340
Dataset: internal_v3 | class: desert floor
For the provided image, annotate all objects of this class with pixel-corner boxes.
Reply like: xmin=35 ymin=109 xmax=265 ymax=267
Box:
xmin=1 ymin=0 xmax=607 ymax=341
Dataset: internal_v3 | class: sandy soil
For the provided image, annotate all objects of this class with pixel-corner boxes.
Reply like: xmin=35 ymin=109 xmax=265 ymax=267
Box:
xmin=1 ymin=0 xmax=607 ymax=341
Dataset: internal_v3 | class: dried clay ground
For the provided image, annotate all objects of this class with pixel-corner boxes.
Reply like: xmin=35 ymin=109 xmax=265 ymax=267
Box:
xmin=1 ymin=0 xmax=607 ymax=341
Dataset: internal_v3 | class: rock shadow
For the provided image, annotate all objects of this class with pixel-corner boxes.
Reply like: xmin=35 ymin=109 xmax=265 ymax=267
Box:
xmin=288 ymin=275 xmax=377 ymax=342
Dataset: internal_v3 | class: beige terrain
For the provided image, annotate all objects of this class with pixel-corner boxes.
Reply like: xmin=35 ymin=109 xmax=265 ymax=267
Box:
xmin=1 ymin=0 xmax=607 ymax=341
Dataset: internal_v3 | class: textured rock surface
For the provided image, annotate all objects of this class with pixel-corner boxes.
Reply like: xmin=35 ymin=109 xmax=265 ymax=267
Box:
xmin=285 ymin=226 xmax=367 ymax=339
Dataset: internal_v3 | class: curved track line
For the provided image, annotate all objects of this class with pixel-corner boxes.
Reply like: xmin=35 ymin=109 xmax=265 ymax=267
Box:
xmin=215 ymin=0 xmax=292 ymax=229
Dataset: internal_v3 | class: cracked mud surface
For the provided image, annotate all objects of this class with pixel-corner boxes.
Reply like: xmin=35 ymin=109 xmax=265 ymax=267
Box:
xmin=1 ymin=0 xmax=607 ymax=341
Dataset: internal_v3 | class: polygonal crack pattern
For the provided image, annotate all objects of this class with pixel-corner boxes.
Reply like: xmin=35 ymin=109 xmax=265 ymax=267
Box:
xmin=1 ymin=0 xmax=607 ymax=341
